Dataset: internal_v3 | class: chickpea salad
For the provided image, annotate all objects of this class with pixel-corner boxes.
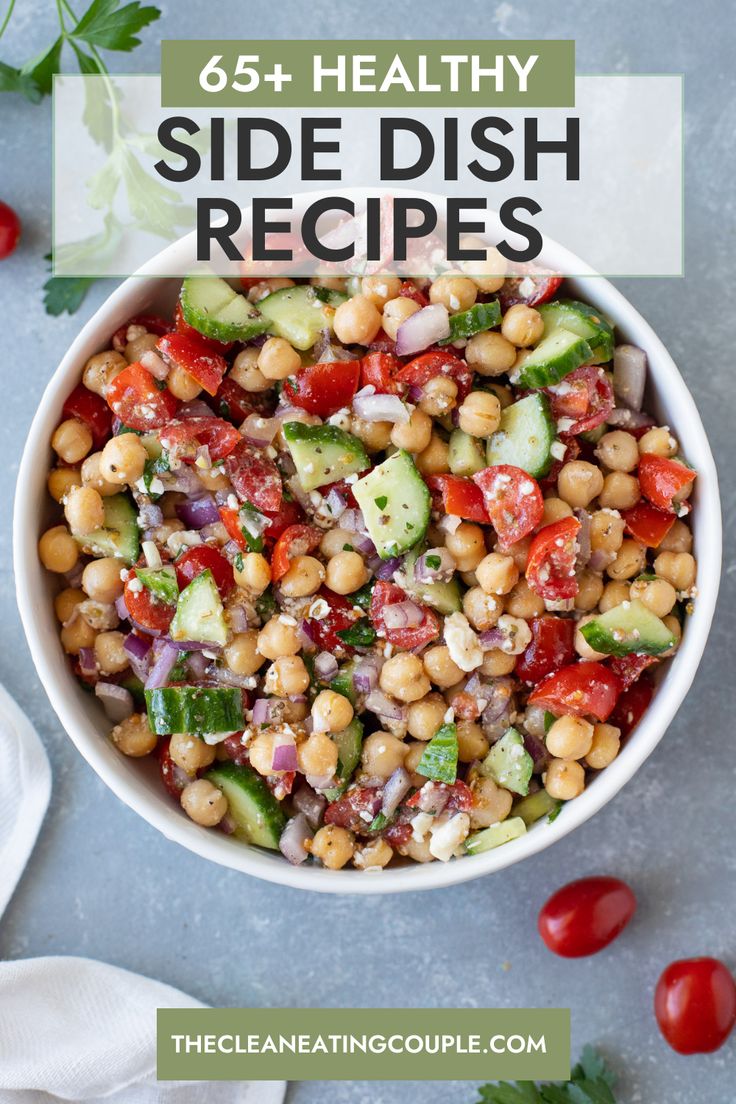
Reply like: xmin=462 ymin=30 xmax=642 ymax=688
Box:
xmin=41 ymin=266 xmax=699 ymax=872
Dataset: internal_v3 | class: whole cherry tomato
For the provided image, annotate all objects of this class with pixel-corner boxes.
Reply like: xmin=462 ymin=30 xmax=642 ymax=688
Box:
xmin=0 ymin=200 xmax=21 ymax=259
xmin=538 ymin=876 xmax=637 ymax=958
xmin=473 ymin=465 xmax=544 ymax=549
xmin=655 ymin=957 xmax=736 ymax=1054
xmin=175 ymin=544 xmax=234 ymax=600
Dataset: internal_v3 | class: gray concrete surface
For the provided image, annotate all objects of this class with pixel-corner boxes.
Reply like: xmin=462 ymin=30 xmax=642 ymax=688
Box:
xmin=0 ymin=2 xmax=734 ymax=1100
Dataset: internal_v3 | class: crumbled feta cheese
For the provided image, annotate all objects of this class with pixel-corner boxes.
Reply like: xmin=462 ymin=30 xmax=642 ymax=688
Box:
xmin=444 ymin=612 xmax=483 ymax=672
xmin=443 ymin=707 xmax=455 ymax=723
xmin=307 ymin=598 xmax=330 ymax=620
xmin=518 ymin=276 xmax=536 ymax=299
xmin=126 ymin=577 xmax=143 ymax=593
xmin=383 ymin=642 xmax=394 ymax=658
xmin=227 ymin=494 xmax=239 ymax=511
xmin=556 ymin=417 xmax=575 ymax=433
xmin=438 ymin=514 xmax=462 ymax=534
xmin=142 ymin=540 xmax=162 ymax=570
xmin=550 ymin=440 xmax=567 ymax=461
xmin=410 ymin=812 xmax=434 ymax=843
xmin=167 ymin=530 xmax=202 ymax=555
xmin=278 ymin=614 xmax=298 ymax=627
xmin=429 ymin=812 xmax=470 ymax=862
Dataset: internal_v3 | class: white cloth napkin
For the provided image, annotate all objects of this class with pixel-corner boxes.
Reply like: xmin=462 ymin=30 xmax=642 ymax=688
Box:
xmin=0 ymin=686 xmax=285 ymax=1104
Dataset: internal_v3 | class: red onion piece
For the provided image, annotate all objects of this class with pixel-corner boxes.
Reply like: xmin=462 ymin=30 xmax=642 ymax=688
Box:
xmin=339 ymin=508 xmax=366 ymax=534
xmin=137 ymin=502 xmax=164 ymax=530
xmin=292 ymin=784 xmax=327 ymax=829
xmin=364 ymin=688 xmax=406 ymax=722
xmin=383 ymin=600 xmax=425 ymax=630
xmin=187 ymin=651 xmax=209 ymax=680
xmin=395 ymin=303 xmax=450 ymax=356
xmin=523 ymin=705 xmax=549 ymax=739
xmin=140 ymin=349 xmax=169 ymax=380
xmin=375 ymin=556 xmax=402 ymax=580
xmin=414 ymin=547 xmax=457 ymax=583
xmin=272 ymin=737 xmax=298 ymax=773
xmin=115 ymin=594 xmax=128 ymax=620
xmin=411 ymin=780 xmax=450 ymax=815
xmin=177 ymin=399 xmax=213 ymax=419
xmin=123 ymin=633 xmax=151 ymax=661
xmin=144 ymin=641 xmax=179 ymax=690
xmin=407 ymin=385 xmax=424 ymax=402
xmin=523 ymin=731 xmax=549 ymax=773
xmin=613 ymin=344 xmax=647 ymax=411
xmin=165 ymin=467 xmax=205 ymax=495
xmin=353 ymin=656 xmax=381 ymax=694
xmin=252 ymin=697 xmax=277 ymax=726
xmin=209 ymin=666 xmax=256 ymax=689
xmin=78 ymin=647 xmax=97 ymax=677
xmin=219 ymin=812 xmax=237 ymax=835
xmin=481 ymin=678 xmax=514 ymax=727
xmin=314 ymin=651 xmax=339 ymax=681
xmin=380 ymin=767 xmax=412 ymax=818
xmin=241 ymin=412 xmax=280 ymax=448
xmin=305 ymin=772 xmax=336 ymax=791
xmin=175 ymin=494 xmax=220 ymax=530
xmin=314 ymin=328 xmax=360 ymax=363
xmin=352 ymin=393 xmax=410 ymax=424
xmin=94 ymin=682 xmax=134 ymax=723
xmin=574 ymin=508 xmax=592 ymax=568
xmin=228 ymin=605 xmax=249 ymax=634
xmin=279 ymin=813 xmax=313 ymax=865
xmin=325 ymin=487 xmax=347 ymax=519
xmin=588 ymin=548 xmax=615 ymax=573
xmin=606 ymin=407 xmax=655 ymax=430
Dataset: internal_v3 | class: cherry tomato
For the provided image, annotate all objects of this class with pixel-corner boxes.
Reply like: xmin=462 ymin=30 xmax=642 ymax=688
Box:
xmin=112 ymin=314 xmax=171 ymax=353
xmin=515 ymin=616 xmax=576 ymax=684
xmin=271 ymin=524 xmax=322 ymax=582
xmin=638 ymin=454 xmax=696 ymax=513
xmin=655 ymin=957 xmax=736 ymax=1054
xmin=160 ymin=415 xmax=241 ymax=463
xmin=156 ymin=332 xmax=228 ymax=397
xmin=261 ymin=496 xmax=306 ymax=541
xmin=175 ymin=545 xmax=234 ymax=600
xmin=302 ymin=586 xmax=359 ymax=652
xmin=219 ymin=507 xmax=247 ymax=550
xmin=106 ymin=363 xmax=178 ymax=431
xmin=370 ymin=579 xmax=441 ymax=651
xmin=526 ymin=516 xmax=581 ymax=602
xmin=473 ymin=465 xmax=544 ymax=549
xmin=173 ymin=300 xmax=233 ymax=353
xmin=382 ymin=821 xmax=412 ymax=848
xmin=224 ymin=439 xmax=283 ymax=512
xmin=547 ymin=366 xmax=614 ymax=435
xmin=622 ymin=501 xmax=676 ymax=547
xmin=62 ymin=384 xmax=112 ymax=450
xmin=123 ymin=574 xmax=175 ymax=634
xmin=396 ymin=349 xmax=473 ymax=402
xmin=360 ymin=351 xmax=402 ymax=395
xmin=324 ymin=786 xmax=382 ymax=832
xmin=398 ymin=280 xmax=429 ymax=306
xmin=497 ymin=273 xmax=562 ymax=311
xmin=609 ymin=653 xmax=659 ymax=692
xmin=609 ymin=671 xmax=654 ymax=735
xmin=284 ymin=360 xmax=361 ymax=417
xmin=406 ymin=779 xmax=473 ymax=813
xmin=529 ymin=660 xmax=622 ymax=722
xmin=0 ymin=200 xmax=21 ymax=259
xmin=538 ymin=876 xmax=637 ymax=958
xmin=215 ymin=377 xmax=274 ymax=424
xmin=425 ymin=474 xmax=490 ymax=524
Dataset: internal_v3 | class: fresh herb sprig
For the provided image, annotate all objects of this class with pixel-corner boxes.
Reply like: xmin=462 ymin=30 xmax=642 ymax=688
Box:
xmin=475 ymin=1046 xmax=617 ymax=1104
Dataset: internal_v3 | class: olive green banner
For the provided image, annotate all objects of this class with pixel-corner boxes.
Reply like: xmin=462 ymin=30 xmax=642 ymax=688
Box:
xmin=160 ymin=40 xmax=575 ymax=107
xmin=157 ymin=1007 xmax=570 ymax=1081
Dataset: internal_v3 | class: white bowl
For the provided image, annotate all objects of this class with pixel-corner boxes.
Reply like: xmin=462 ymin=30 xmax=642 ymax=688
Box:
xmin=15 ymin=212 xmax=721 ymax=894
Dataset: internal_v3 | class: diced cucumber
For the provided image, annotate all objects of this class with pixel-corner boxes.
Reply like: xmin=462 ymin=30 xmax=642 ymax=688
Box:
xmin=514 ymin=329 xmax=593 ymax=389
xmin=513 ymin=789 xmax=560 ymax=827
xmin=449 ymin=429 xmax=486 ymax=477
xmin=439 ymin=300 xmax=501 ymax=344
xmin=75 ymin=493 xmax=139 ymax=566
xmin=135 ymin=564 xmax=178 ymax=605
xmin=205 ymin=762 xmax=285 ymax=848
xmin=417 ymin=723 xmax=458 ymax=784
xmin=324 ymin=718 xmax=364 ymax=801
xmin=180 ymin=276 xmax=269 ymax=342
xmin=398 ymin=548 xmax=461 ymax=615
xmin=282 ymin=422 xmax=369 ymax=492
xmin=485 ymin=393 xmax=556 ymax=478
xmin=169 ymin=569 xmax=228 ymax=647
xmin=479 ymin=727 xmax=533 ymax=796
xmin=257 ymin=285 xmax=347 ymax=350
xmin=580 ymin=598 xmax=676 ymax=657
xmin=352 ymin=450 xmax=430 ymax=559
xmin=538 ymin=299 xmax=614 ymax=365
xmin=145 ymin=686 xmax=244 ymax=734
xmin=465 ymin=816 xmax=526 ymax=855
xmin=330 ymin=659 xmax=358 ymax=704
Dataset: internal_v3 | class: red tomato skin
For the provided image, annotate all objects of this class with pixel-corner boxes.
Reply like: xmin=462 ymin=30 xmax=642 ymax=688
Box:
xmin=112 ymin=314 xmax=171 ymax=352
xmin=122 ymin=576 xmax=175 ymax=634
xmin=609 ymin=672 xmax=654 ymax=735
xmin=324 ymin=786 xmax=381 ymax=832
xmin=609 ymin=653 xmax=658 ymax=692
xmin=638 ymin=454 xmax=696 ymax=513
xmin=285 ymin=361 xmax=361 ymax=416
xmin=156 ymin=332 xmax=228 ymax=396
xmin=622 ymin=501 xmax=676 ymax=547
xmin=548 ymin=366 xmax=614 ymax=435
xmin=515 ymin=616 xmax=576 ymax=684
xmin=0 ymin=200 xmax=21 ymax=259
xmin=473 ymin=465 xmax=544 ymax=549
xmin=397 ymin=350 xmax=473 ymax=402
xmin=175 ymin=545 xmax=234 ymax=600
xmin=538 ymin=876 xmax=637 ymax=958
xmin=398 ymin=280 xmax=429 ymax=306
xmin=106 ymin=363 xmax=178 ymax=431
xmin=215 ymin=377 xmax=264 ymax=424
xmin=158 ymin=738 xmax=187 ymax=799
xmin=655 ymin=958 xmax=736 ymax=1055
xmin=302 ymin=587 xmax=358 ymax=652
xmin=529 ymin=661 xmax=622 ymax=722
xmin=261 ymin=497 xmax=305 ymax=541
xmin=526 ymin=516 xmax=581 ymax=602
xmin=497 ymin=274 xmax=563 ymax=311
xmin=224 ymin=439 xmax=283 ymax=512
xmin=360 ymin=351 xmax=402 ymax=395
xmin=425 ymin=475 xmax=490 ymax=523
xmin=219 ymin=507 xmax=246 ymax=550
xmin=370 ymin=579 xmax=441 ymax=650
xmin=271 ymin=524 xmax=322 ymax=581
xmin=160 ymin=416 xmax=241 ymax=463
xmin=173 ymin=300 xmax=233 ymax=353
xmin=62 ymin=384 xmax=112 ymax=450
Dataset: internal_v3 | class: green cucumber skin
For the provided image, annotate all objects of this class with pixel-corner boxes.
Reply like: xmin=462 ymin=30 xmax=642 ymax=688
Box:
xmin=513 ymin=789 xmax=560 ymax=827
xmin=257 ymin=285 xmax=347 ymax=350
xmin=135 ymin=565 xmax=178 ymax=605
xmin=580 ymin=599 xmax=676 ymax=657
xmin=145 ymin=686 xmax=244 ymax=735
xmin=515 ymin=330 xmax=593 ymax=389
xmin=169 ymin=569 xmax=228 ymax=647
xmin=76 ymin=493 xmax=139 ymax=566
xmin=324 ymin=718 xmax=364 ymax=801
xmin=417 ymin=723 xmax=458 ymax=784
xmin=485 ymin=393 xmax=556 ymax=479
xmin=205 ymin=762 xmax=286 ymax=849
xmin=448 ymin=429 xmax=485 ymax=477
xmin=465 ymin=816 xmax=526 ymax=855
xmin=352 ymin=450 xmax=430 ymax=559
xmin=539 ymin=299 xmax=614 ymax=365
xmin=480 ymin=727 xmax=533 ymax=796
xmin=283 ymin=421 xmax=369 ymax=492
xmin=399 ymin=549 xmax=462 ymax=615
xmin=439 ymin=300 xmax=502 ymax=344
xmin=180 ymin=277 xmax=268 ymax=342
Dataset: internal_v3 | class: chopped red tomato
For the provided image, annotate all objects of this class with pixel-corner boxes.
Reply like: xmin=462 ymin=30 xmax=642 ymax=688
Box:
xmin=260 ymin=497 xmax=305 ymax=541
xmin=609 ymin=672 xmax=654 ymax=735
xmin=224 ymin=439 xmax=283 ymax=512
xmin=638 ymin=454 xmax=696 ymax=513
xmin=215 ymin=377 xmax=275 ymax=424
xmin=219 ymin=507 xmax=247 ymax=550
xmin=370 ymin=580 xmax=441 ymax=650
xmin=284 ymin=360 xmax=360 ymax=416
xmin=112 ymin=313 xmax=171 ymax=352
xmin=173 ymin=300 xmax=233 ymax=353
xmin=62 ymin=384 xmax=112 ymax=450
xmin=526 ymin=516 xmax=581 ymax=601
xmin=398 ymin=280 xmax=429 ymax=306
xmin=271 ymin=524 xmax=322 ymax=582
xmin=622 ymin=501 xmax=676 ymax=548
xmin=367 ymin=328 xmax=396 ymax=354
xmin=426 ymin=474 xmax=490 ymax=523
xmin=106 ymin=363 xmax=178 ymax=432
xmin=302 ymin=587 xmax=359 ymax=652
xmin=123 ymin=573 xmax=176 ymax=634
xmin=160 ymin=416 xmax=240 ymax=463
xmin=360 ymin=351 xmax=402 ymax=395
xmin=158 ymin=738 xmax=188 ymax=799
xmin=396 ymin=349 xmax=473 ymax=402
xmin=473 ymin=465 xmax=544 ymax=548
xmin=156 ymin=332 xmax=228 ymax=397
xmin=515 ymin=616 xmax=576 ymax=684
xmin=497 ymin=274 xmax=562 ymax=311
xmin=324 ymin=786 xmax=382 ymax=832
xmin=221 ymin=732 xmax=249 ymax=766
xmin=382 ymin=821 xmax=412 ymax=848
xmin=609 ymin=653 xmax=659 ymax=692
xmin=406 ymin=779 xmax=473 ymax=812
xmin=540 ymin=436 xmax=580 ymax=491
xmin=175 ymin=545 xmax=234 ymax=600
xmin=546 ymin=366 xmax=614 ymax=435
xmin=529 ymin=661 xmax=622 ymax=722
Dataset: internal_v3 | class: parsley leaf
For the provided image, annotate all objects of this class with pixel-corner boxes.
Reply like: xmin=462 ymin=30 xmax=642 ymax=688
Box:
xmin=42 ymin=274 xmax=98 ymax=316
xmin=351 ymin=580 xmax=375 ymax=611
xmin=20 ymin=36 xmax=63 ymax=96
xmin=142 ymin=452 xmax=170 ymax=500
xmin=475 ymin=1047 xmax=617 ymax=1104
xmin=336 ymin=619 xmax=377 ymax=647
xmin=73 ymin=0 xmax=161 ymax=52
xmin=425 ymin=553 xmax=441 ymax=570
xmin=374 ymin=495 xmax=388 ymax=510
xmin=0 ymin=60 xmax=42 ymax=102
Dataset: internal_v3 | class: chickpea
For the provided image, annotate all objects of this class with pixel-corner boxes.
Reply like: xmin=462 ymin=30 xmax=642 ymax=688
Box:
xmin=654 ymin=550 xmax=696 ymax=592
xmin=544 ymin=758 xmax=585 ymax=800
xmin=312 ymin=689 xmax=354 ymax=734
xmin=124 ymin=332 xmax=158 ymax=363
xmin=505 ymin=577 xmax=545 ymax=618
xmin=180 ymin=778 xmax=228 ymax=826
xmin=501 ymin=304 xmax=544 ymax=346
xmin=585 ymin=723 xmax=621 ymax=770
xmin=230 ymin=348 xmax=271 ymax=392
xmin=390 ymin=407 xmax=432 ymax=453
xmin=574 ymin=614 xmax=607 ymax=661
xmin=353 ymin=837 xmax=393 ymax=869
xmin=661 ymin=614 xmax=682 ymax=655
xmin=607 ymin=539 xmax=646 ymax=581
xmin=247 ymin=277 xmax=294 ymax=302
xmin=558 ymin=461 xmax=605 ymax=508
xmin=658 ymin=519 xmax=693 ymax=554
xmin=361 ymin=730 xmax=407 ymax=779
xmin=546 ymin=715 xmax=594 ymax=760
xmin=598 ymin=471 xmax=641 ymax=511
xmin=233 ymin=552 xmax=271 ymax=594
xmin=595 ymin=430 xmax=639 ymax=472
xmin=463 ymin=586 xmax=503 ymax=631
xmin=333 ymin=295 xmax=382 ymax=345
xmin=81 ymin=452 xmax=120 ymax=496
xmin=279 ymin=555 xmax=325 ymax=598
xmin=499 ymin=535 xmax=531 ymax=573
xmin=111 ymin=713 xmax=157 ymax=758
xmin=64 ymin=484 xmax=104 ymax=536
xmin=469 ymin=776 xmax=513 ymax=829
xmin=590 ymin=509 xmax=625 ymax=553
xmin=599 ymin=580 xmax=630 ymax=613
xmin=414 ymin=433 xmax=449 ymax=476
xmin=351 ymin=416 xmax=393 ymax=452
xmin=82 ymin=349 xmax=126 ymax=396
xmin=169 ymin=731 xmax=216 ymax=774
xmin=381 ymin=296 xmax=420 ymax=341
xmin=99 ymin=433 xmax=147 ymax=485
xmin=429 ymin=273 xmax=477 ymax=312
xmin=319 ymin=528 xmax=355 ymax=558
xmin=457 ymin=720 xmax=489 ymax=763
xmin=361 ymin=274 xmax=402 ymax=308
xmin=465 ymin=330 xmax=516 ymax=376
xmin=249 ymin=731 xmax=281 ymax=777
xmin=400 ymin=835 xmax=435 ymax=863
xmin=165 ymin=364 xmax=200 ymax=401
xmin=403 ymin=740 xmax=426 ymax=778
xmin=52 ymin=418 xmax=93 ymax=464
xmin=458 ymin=242 xmax=506 ymax=293
xmin=445 ymin=522 xmax=486 ymax=572
xmin=309 ymin=824 xmax=355 ymax=870
xmin=630 ymin=576 xmax=677 ymax=617
xmin=541 ymin=496 xmax=573 ymax=526
xmin=380 ymin=653 xmax=431 ymax=702
xmin=149 ymin=519 xmax=185 ymax=544
xmin=480 ymin=648 xmax=517 ymax=676
xmin=476 ymin=552 xmax=519 ymax=596
xmin=198 ymin=468 xmax=230 ymax=493
xmin=418 ymin=375 xmax=458 ymax=418
xmin=47 ymin=467 xmax=81 ymax=502
xmin=54 ymin=586 xmax=85 ymax=623
xmin=39 ymin=525 xmax=79 ymax=573
xmin=638 ymin=425 xmax=678 ymax=458
xmin=457 ymin=390 xmax=502 ymax=438
xmin=295 ymin=732 xmax=338 ymax=779
xmin=226 ymin=630 xmax=266 ymax=674
xmin=60 ymin=616 xmax=96 ymax=654
xmin=93 ymin=630 xmax=129 ymax=675
xmin=258 ymin=336 xmax=301 ymax=381
xmin=265 ymin=655 xmax=310 ymax=697
xmin=407 ymin=694 xmax=446 ymax=741
xmin=422 ymin=646 xmax=464 ymax=690
xmin=256 ymin=617 xmax=301 ymax=661
xmin=325 ymin=550 xmax=368 ymax=595
xmin=574 ymin=570 xmax=604 ymax=612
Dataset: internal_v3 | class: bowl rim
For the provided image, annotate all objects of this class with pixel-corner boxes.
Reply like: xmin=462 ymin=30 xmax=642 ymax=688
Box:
xmin=14 ymin=205 xmax=722 ymax=895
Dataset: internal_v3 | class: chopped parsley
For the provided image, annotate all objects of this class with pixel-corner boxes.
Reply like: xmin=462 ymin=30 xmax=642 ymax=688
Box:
xmin=475 ymin=1045 xmax=617 ymax=1104
xmin=342 ymin=543 xmax=354 ymax=552
xmin=142 ymin=452 xmax=170 ymax=500
xmin=351 ymin=581 xmax=376 ymax=611
xmin=234 ymin=552 xmax=244 ymax=573
xmin=374 ymin=495 xmax=388 ymax=510
xmin=336 ymin=619 xmax=377 ymax=647
xmin=425 ymin=554 xmax=441 ymax=570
